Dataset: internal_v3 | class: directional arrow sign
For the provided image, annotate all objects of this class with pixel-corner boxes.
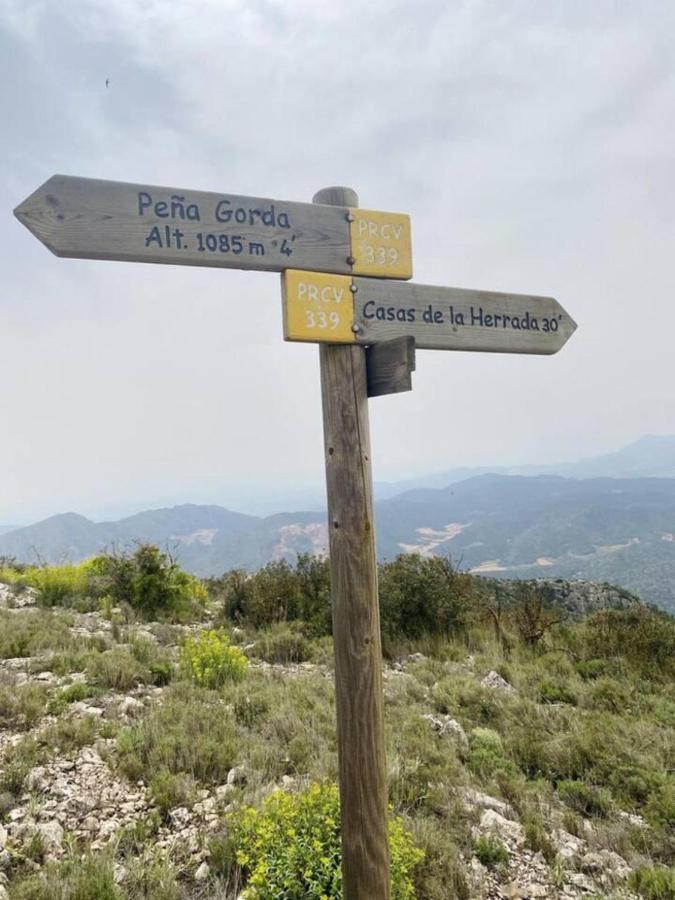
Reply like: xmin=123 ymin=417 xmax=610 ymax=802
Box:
xmin=281 ymin=270 xmax=576 ymax=354
xmin=14 ymin=175 xmax=413 ymax=279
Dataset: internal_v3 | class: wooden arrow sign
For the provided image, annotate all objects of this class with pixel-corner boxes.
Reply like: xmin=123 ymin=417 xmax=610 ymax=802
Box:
xmin=282 ymin=270 xmax=576 ymax=355
xmin=14 ymin=175 xmax=413 ymax=279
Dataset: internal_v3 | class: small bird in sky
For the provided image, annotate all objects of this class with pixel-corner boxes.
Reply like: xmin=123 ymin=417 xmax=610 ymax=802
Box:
xmin=105 ymin=77 xmax=110 ymax=88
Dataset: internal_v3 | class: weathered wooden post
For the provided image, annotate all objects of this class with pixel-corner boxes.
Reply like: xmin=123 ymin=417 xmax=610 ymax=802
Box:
xmin=313 ymin=186 xmax=391 ymax=900
xmin=15 ymin=171 xmax=577 ymax=900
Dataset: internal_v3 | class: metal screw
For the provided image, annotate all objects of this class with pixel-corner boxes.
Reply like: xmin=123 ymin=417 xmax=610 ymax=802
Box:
xmin=346 ymin=213 xmax=355 ymax=223
xmin=350 ymin=284 xmax=358 ymax=293
xmin=346 ymin=256 xmax=356 ymax=265
xmin=352 ymin=323 xmax=361 ymax=333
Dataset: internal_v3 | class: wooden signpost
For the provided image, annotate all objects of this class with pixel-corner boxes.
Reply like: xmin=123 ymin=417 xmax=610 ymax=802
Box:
xmin=14 ymin=173 xmax=577 ymax=900
xmin=14 ymin=175 xmax=412 ymax=278
xmin=282 ymin=270 xmax=576 ymax=354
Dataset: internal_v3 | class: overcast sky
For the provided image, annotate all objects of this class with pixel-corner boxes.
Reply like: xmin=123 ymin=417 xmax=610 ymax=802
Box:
xmin=2 ymin=0 xmax=674 ymax=523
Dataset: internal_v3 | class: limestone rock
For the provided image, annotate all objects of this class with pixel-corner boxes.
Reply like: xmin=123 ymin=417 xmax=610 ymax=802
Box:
xmin=194 ymin=860 xmax=210 ymax=881
xmin=477 ymin=808 xmax=524 ymax=846
xmin=227 ymin=765 xmax=248 ymax=787
xmin=480 ymin=670 xmax=516 ymax=693
xmin=422 ymin=714 xmax=469 ymax=750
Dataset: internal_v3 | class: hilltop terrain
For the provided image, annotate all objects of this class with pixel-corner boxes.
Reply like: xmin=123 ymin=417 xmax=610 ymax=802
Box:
xmin=0 ymin=553 xmax=672 ymax=899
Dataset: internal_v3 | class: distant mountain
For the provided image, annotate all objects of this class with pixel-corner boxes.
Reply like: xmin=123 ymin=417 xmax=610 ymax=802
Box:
xmin=1 ymin=476 xmax=674 ymax=612
xmin=0 ymin=525 xmax=17 ymax=537
xmin=375 ymin=435 xmax=675 ymax=497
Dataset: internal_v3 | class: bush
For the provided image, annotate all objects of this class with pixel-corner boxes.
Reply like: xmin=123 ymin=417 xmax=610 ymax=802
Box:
xmin=556 ymin=779 xmax=612 ymax=818
xmin=252 ymin=623 xmax=311 ymax=664
xmin=180 ymin=630 xmax=248 ymax=688
xmin=378 ymin=555 xmax=472 ymax=642
xmin=473 ymin=834 xmax=508 ymax=869
xmin=230 ymin=783 xmax=424 ymax=899
xmin=628 ymin=866 xmax=675 ymax=899
xmin=23 ymin=560 xmax=102 ymax=608
xmin=468 ymin=728 xmax=515 ymax=779
xmin=538 ymin=679 xmax=577 ymax=705
xmin=116 ymin=682 xmax=241 ymax=786
xmin=585 ymin=608 xmax=675 ymax=680
xmin=98 ymin=545 xmax=207 ymax=620
xmin=8 ymin=852 xmax=120 ymax=899
xmin=216 ymin=555 xmax=331 ymax=634
xmin=87 ymin=649 xmax=148 ymax=691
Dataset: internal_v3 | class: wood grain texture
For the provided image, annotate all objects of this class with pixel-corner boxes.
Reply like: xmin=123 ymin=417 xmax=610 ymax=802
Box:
xmin=15 ymin=174 xmax=352 ymax=274
xmin=315 ymin=186 xmax=391 ymax=900
xmin=353 ymin=278 xmax=576 ymax=354
xmin=366 ymin=336 xmax=415 ymax=397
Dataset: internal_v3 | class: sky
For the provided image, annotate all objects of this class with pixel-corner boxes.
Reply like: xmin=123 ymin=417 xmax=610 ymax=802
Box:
xmin=1 ymin=0 xmax=674 ymax=523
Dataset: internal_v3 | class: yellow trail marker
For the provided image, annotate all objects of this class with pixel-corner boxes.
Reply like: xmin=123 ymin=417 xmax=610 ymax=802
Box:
xmin=348 ymin=208 xmax=412 ymax=279
xmin=282 ymin=270 xmax=355 ymax=343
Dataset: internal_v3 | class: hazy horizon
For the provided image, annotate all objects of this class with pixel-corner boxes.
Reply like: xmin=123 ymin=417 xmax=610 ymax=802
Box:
xmin=2 ymin=431 xmax=673 ymax=526
xmin=3 ymin=3 xmax=675 ymax=524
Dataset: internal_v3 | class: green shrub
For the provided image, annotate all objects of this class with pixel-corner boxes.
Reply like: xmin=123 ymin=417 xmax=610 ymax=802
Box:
xmin=98 ymin=545 xmax=207 ymax=620
xmin=468 ymin=728 xmax=515 ymax=779
xmin=87 ymin=648 xmax=148 ymax=691
xmin=252 ymin=623 xmax=311 ymax=664
xmin=116 ymin=682 xmax=241 ymax=786
xmin=585 ymin=608 xmax=675 ymax=680
xmin=149 ymin=769 xmax=197 ymax=818
xmin=628 ymin=866 xmax=675 ymax=899
xmin=378 ymin=555 xmax=472 ymax=643
xmin=538 ymin=679 xmax=577 ymax=705
xmin=8 ymin=851 xmax=120 ymax=899
xmin=473 ymin=835 xmax=508 ymax=869
xmin=0 ymin=683 xmax=48 ymax=728
xmin=231 ymin=782 xmax=424 ymax=899
xmin=180 ymin=629 xmax=248 ymax=688
xmin=24 ymin=560 xmax=102 ymax=607
xmin=0 ymin=609 xmax=76 ymax=659
xmin=46 ymin=682 xmax=100 ymax=715
xmin=556 ymin=779 xmax=612 ymax=818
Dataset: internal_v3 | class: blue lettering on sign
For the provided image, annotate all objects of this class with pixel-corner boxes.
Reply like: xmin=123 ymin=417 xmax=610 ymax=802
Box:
xmin=138 ymin=191 xmax=200 ymax=221
xmin=214 ymin=199 xmax=291 ymax=228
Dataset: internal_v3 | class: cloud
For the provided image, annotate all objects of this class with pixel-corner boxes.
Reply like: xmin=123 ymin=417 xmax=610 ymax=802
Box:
xmin=2 ymin=0 xmax=675 ymax=521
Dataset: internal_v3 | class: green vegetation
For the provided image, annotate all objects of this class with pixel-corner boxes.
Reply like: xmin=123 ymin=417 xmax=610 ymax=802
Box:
xmin=0 ymin=545 xmax=206 ymax=620
xmin=473 ymin=834 xmax=509 ymax=869
xmin=180 ymin=629 xmax=248 ymax=687
xmin=226 ymin=782 xmax=423 ymax=900
xmin=1 ymin=549 xmax=675 ymax=898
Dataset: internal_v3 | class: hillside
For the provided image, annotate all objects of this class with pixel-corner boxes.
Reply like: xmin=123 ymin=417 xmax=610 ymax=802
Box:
xmin=2 ymin=475 xmax=675 ymax=612
xmin=0 ymin=561 xmax=672 ymax=900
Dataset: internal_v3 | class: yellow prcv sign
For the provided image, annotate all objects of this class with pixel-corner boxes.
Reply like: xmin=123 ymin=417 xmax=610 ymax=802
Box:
xmin=282 ymin=270 xmax=355 ymax=343
xmin=348 ymin=208 xmax=412 ymax=279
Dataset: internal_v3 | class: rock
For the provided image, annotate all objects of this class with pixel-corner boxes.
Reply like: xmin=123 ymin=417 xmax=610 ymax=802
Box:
xmin=406 ymin=652 xmax=426 ymax=664
xmin=227 ymin=765 xmax=248 ymax=787
xmin=422 ymin=714 xmax=468 ymax=750
xmin=480 ymin=670 xmax=516 ymax=693
xmin=194 ymin=861 xmax=210 ymax=881
xmin=504 ymin=884 xmax=549 ymax=899
xmin=552 ymin=829 xmax=585 ymax=867
xmin=581 ymin=849 xmax=631 ymax=882
xmin=71 ymin=702 xmax=103 ymax=718
xmin=477 ymin=809 xmax=524 ymax=846
xmin=0 ymin=826 xmax=6 ymax=850
xmin=37 ymin=820 xmax=64 ymax=851
xmin=460 ymin=788 xmax=512 ymax=818
xmin=116 ymin=696 xmax=144 ymax=720
xmin=0 ymin=884 xmax=8 ymax=900
xmin=216 ymin=784 xmax=236 ymax=801
xmin=169 ymin=807 xmax=191 ymax=829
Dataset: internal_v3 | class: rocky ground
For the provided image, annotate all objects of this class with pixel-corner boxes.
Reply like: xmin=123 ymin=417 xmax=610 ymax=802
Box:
xmin=0 ymin=582 xmax=661 ymax=898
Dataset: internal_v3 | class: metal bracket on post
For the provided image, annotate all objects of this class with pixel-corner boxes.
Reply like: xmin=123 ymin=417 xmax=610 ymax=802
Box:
xmin=366 ymin=336 xmax=416 ymax=398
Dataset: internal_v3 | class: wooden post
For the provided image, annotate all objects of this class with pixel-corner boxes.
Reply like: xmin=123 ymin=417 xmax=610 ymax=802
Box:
xmin=314 ymin=186 xmax=390 ymax=900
